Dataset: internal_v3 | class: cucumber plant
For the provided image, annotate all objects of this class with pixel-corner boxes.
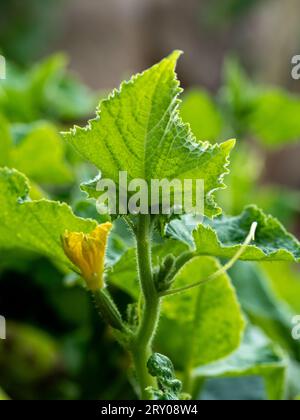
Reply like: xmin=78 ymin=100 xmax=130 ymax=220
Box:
xmin=0 ymin=51 xmax=299 ymax=400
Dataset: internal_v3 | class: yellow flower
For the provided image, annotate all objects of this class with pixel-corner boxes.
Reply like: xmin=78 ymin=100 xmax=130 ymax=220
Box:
xmin=62 ymin=222 xmax=112 ymax=291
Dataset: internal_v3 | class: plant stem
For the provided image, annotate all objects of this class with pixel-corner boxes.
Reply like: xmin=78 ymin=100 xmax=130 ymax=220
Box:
xmin=131 ymin=214 xmax=160 ymax=399
xmin=92 ymin=289 xmax=126 ymax=332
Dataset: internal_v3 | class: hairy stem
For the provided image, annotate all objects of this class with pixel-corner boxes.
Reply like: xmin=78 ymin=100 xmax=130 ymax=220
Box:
xmin=131 ymin=214 xmax=160 ymax=399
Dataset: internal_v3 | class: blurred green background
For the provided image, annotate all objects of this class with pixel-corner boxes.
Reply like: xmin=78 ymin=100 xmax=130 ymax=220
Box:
xmin=0 ymin=0 xmax=300 ymax=400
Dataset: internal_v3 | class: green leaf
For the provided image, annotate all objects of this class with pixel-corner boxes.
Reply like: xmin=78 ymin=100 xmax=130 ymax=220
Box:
xmin=0 ymin=54 xmax=95 ymax=123
xmin=195 ymin=327 xmax=287 ymax=401
xmin=10 ymin=122 xmax=73 ymax=185
xmin=156 ymin=256 xmax=245 ymax=369
xmin=29 ymin=54 xmax=96 ymax=121
xmin=0 ymin=117 xmax=73 ymax=185
xmin=261 ymin=262 xmax=300 ymax=314
xmin=193 ymin=206 xmax=300 ymax=262
xmin=64 ymin=51 xmax=235 ymax=218
xmin=167 ymin=206 xmax=300 ymax=262
xmin=230 ymin=262 xmax=300 ymax=360
xmin=250 ymin=89 xmax=300 ymax=148
xmin=0 ymin=168 xmax=96 ymax=268
xmin=146 ymin=353 xmax=185 ymax=400
xmin=180 ymin=89 xmax=223 ymax=141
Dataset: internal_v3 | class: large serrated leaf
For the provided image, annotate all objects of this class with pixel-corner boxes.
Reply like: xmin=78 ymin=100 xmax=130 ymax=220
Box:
xmin=156 ymin=256 xmax=245 ymax=369
xmin=64 ymin=51 xmax=235 ymax=218
xmin=0 ymin=168 xmax=96 ymax=268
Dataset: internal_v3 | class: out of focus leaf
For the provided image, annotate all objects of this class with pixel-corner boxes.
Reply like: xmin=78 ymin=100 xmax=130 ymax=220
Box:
xmin=0 ymin=322 xmax=60 ymax=384
xmin=250 ymin=90 xmax=300 ymax=148
xmin=230 ymin=262 xmax=300 ymax=360
xmin=11 ymin=121 xmax=73 ymax=184
xmin=216 ymin=143 xmax=263 ymax=215
xmin=195 ymin=327 xmax=286 ymax=400
xmin=180 ymin=89 xmax=223 ymax=141
xmin=261 ymin=262 xmax=300 ymax=314
xmin=156 ymin=257 xmax=244 ymax=369
xmin=0 ymin=117 xmax=73 ymax=185
xmin=220 ymin=57 xmax=258 ymax=137
xmin=0 ymin=54 xmax=95 ymax=123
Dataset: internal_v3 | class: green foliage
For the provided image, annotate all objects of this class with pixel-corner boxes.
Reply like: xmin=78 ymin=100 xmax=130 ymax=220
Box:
xmin=0 ymin=168 xmax=96 ymax=268
xmin=0 ymin=0 xmax=61 ymax=65
xmin=146 ymin=353 xmax=184 ymax=400
xmin=64 ymin=51 xmax=235 ymax=218
xmin=196 ymin=327 xmax=286 ymax=400
xmin=249 ymin=90 xmax=300 ymax=147
xmin=262 ymin=262 xmax=300 ymax=314
xmin=0 ymin=117 xmax=73 ymax=185
xmin=0 ymin=54 xmax=95 ymax=123
xmin=0 ymin=51 xmax=300 ymax=401
xmin=167 ymin=206 xmax=300 ymax=262
xmin=221 ymin=58 xmax=300 ymax=148
xmin=180 ymin=89 xmax=223 ymax=141
xmin=193 ymin=206 xmax=300 ymax=262
xmin=230 ymin=262 xmax=300 ymax=361
xmin=157 ymin=257 xmax=245 ymax=368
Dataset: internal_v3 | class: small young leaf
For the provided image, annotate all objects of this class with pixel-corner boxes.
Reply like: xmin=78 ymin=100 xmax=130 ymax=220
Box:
xmin=64 ymin=51 xmax=235 ymax=217
xmin=146 ymin=353 xmax=184 ymax=400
